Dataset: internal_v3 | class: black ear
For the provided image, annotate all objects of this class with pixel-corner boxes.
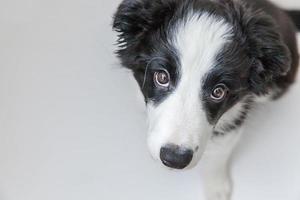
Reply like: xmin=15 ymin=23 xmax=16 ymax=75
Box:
xmin=112 ymin=0 xmax=149 ymax=50
xmin=245 ymin=10 xmax=291 ymax=95
xmin=112 ymin=0 xmax=175 ymax=54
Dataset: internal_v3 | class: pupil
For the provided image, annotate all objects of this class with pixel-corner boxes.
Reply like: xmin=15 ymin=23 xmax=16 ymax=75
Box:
xmin=215 ymin=88 xmax=223 ymax=98
xmin=159 ymin=73 xmax=167 ymax=83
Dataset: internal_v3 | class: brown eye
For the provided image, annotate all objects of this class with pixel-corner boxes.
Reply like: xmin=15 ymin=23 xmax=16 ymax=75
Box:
xmin=153 ymin=70 xmax=170 ymax=88
xmin=211 ymin=84 xmax=228 ymax=102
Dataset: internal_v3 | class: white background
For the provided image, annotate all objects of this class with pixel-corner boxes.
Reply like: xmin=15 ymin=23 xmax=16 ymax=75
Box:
xmin=0 ymin=0 xmax=300 ymax=200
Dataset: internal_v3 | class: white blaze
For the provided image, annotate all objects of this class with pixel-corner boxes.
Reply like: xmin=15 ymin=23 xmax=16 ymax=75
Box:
xmin=146 ymin=13 xmax=233 ymax=165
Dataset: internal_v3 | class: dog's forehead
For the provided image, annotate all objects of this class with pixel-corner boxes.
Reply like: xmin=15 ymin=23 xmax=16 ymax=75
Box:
xmin=170 ymin=12 xmax=233 ymax=88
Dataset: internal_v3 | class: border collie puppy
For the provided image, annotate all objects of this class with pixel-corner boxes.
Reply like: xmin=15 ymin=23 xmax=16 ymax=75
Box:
xmin=113 ymin=0 xmax=300 ymax=199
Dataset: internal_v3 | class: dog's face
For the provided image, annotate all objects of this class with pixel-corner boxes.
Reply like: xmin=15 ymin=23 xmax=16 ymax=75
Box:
xmin=113 ymin=0 xmax=290 ymax=169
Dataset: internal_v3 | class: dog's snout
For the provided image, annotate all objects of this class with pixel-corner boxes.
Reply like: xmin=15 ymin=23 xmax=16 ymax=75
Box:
xmin=160 ymin=144 xmax=193 ymax=169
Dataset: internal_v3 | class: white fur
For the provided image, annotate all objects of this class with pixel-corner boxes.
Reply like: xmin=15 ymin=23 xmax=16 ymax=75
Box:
xmin=215 ymin=97 xmax=250 ymax=132
xmin=201 ymin=128 xmax=242 ymax=200
xmin=146 ymin=13 xmax=233 ymax=165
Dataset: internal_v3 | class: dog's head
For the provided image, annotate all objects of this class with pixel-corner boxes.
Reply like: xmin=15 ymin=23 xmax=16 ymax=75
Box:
xmin=113 ymin=0 xmax=291 ymax=169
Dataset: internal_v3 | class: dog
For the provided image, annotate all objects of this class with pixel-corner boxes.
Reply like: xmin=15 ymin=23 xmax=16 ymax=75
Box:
xmin=112 ymin=0 xmax=300 ymax=199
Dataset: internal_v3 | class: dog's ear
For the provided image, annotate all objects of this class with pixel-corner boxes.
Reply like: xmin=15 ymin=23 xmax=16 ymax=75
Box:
xmin=245 ymin=10 xmax=291 ymax=95
xmin=112 ymin=0 xmax=149 ymax=50
xmin=113 ymin=0 xmax=175 ymax=54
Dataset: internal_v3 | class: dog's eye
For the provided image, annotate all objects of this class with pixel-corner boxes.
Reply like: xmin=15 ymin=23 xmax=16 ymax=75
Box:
xmin=153 ymin=70 xmax=170 ymax=88
xmin=211 ymin=84 xmax=228 ymax=102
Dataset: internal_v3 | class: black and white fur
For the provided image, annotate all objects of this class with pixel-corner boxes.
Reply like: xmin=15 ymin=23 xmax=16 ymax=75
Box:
xmin=113 ymin=0 xmax=300 ymax=199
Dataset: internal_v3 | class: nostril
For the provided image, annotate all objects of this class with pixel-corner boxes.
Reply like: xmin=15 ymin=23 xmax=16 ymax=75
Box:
xmin=160 ymin=144 xmax=193 ymax=169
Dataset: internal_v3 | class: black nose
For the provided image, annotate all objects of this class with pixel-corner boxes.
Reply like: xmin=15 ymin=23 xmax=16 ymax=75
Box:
xmin=160 ymin=144 xmax=193 ymax=169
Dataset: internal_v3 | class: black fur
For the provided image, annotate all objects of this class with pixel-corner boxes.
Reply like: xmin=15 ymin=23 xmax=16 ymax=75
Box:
xmin=286 ymin=10 xmax=300 ymax=30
